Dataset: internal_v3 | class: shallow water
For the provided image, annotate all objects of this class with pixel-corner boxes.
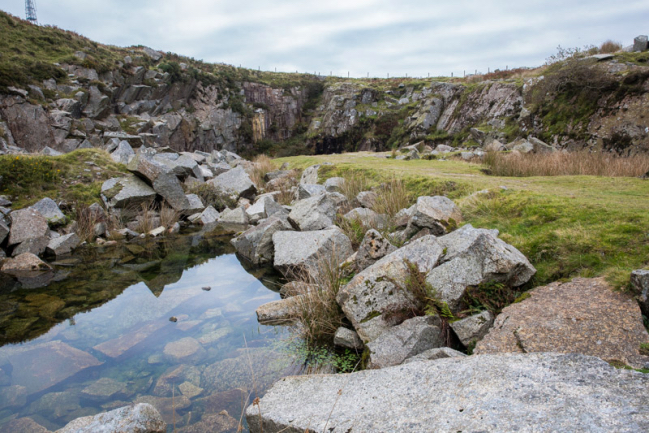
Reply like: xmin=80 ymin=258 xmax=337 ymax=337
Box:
xmin=0 ymin=228 xmax=301 ymax=432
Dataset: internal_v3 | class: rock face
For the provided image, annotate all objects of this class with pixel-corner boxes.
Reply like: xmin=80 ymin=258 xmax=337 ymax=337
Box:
xmin=8 ymin=208 xmax=49 ymax=246
xmin=355 ymin=229 xmax=397 ymax=271
xmin=56 ymin=403 xmax=166 ymax=433
xmin=366 ymin=316 xmax=444 ymax=369
xmin=334 ymin=327 xmax=364 ymax=350
xmin=426 ymin=224 xmax=536 ymax=312
xmin=337 ymin=235 xmax=444 ymax=342
xmin=273 ymin=228 xmax=353 ymax=278
xmin=449 ymin=310 xmax=494 ymax=347
xmin=246 ymin=353 xmax=649 ymax=433
xmin=231 ymin=215 xmax=293 ymax=265
xmin=403 ymin=347 xmax=466 ymax=363
xmin=208 ymin=166 xmax=257 ymax=199
xmin=630 ymin=269 xmax=649 ymax=317
xmin=475 ymin=278 xmax=649 ymax=368
xmin=287 ymin=194 xmax=337 ymax=231
xmin=411 ymin=196 xmax=463 ymax=234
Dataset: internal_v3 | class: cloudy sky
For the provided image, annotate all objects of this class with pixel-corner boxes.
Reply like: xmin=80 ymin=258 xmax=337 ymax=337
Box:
xmin=4 ymin=0 xmax=649 ymax=77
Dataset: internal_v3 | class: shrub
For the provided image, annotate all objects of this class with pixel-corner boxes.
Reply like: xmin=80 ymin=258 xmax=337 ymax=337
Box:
xmin=600 ymin=40 xmax=622 ymax=54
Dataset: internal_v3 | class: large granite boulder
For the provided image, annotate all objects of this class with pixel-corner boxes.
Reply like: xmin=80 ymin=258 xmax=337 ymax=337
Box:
xmin=218 ymin=207 xmax=248 ymax=225
xmin=46 ymin=233 xmax=80 ymax=256
xmin=343 ymin=207 xmax=387 ymax=229
xmin=366 ymin=315 xmax=445 ymax=369
xmin=245 ymin=196 xmax=286 ymax=224
xmin=152 ymin=172 xmax=191 ymax=212
xmin=154 ymin=153 xmax=203 ymax=181
xmin=8 ymin=208 xmax=49 ymax=246
xmin=231 ymin=215 xmax=293 ymax=265
xmin=110 ymin=140 xmax=135 ymax=164
xmin=410 ymin=196 xmax=463 ymax=235
xmin=426 ymin=224 xmax=536 ymax=312
xmin=0 ymin=221 xmax=8 ymax=244
xmin=337 ymin=235 xmax=444 ymax=342
xmin=246 ymin=353 xmax=649 ymax=433
xmin=1 ymin=253 xmax=52 ymax=272
xmin=630 ymin=269 xmax=649 ymax=317
xmin=288 ymin=194 xmax=337 ymax=231
xmin=56 ymin=403 xmax=166 ymax=433
xmin=300 ymin=164 xmax=321 ymax=184
xmin=31 ymin=197 xmax=66 ymax=226
xmin=256 ymin=295 xmax=305 ymax=325
xmin=334 ymin=327 xmax=364 ymax=350
xmin=297 ymin=183 xmax=326 ymax=200
xmin=475 ymin=277 xmax=649 ymax=368
xmin=101 ymin=176 xmax=156 ymax=209
xmin=273 ymin=228 xmax=353 ymax=278
xmin=208 ymin=166 xmax=257 ymax=199
xmin=355 ymin=229 xmax=397 ymax=272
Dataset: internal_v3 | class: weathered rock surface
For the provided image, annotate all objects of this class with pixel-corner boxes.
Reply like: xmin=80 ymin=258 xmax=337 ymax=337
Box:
xmin=475 ymin=278 xmax=649 ymax=368
xmin=11 ymin=235 xmax=49 ymax=257
xmin=403 ymin=347 xmax=466 ymax=363
xmin=0 ymin=417 xmax=49 ymax=433
xmin=631 ymin=269 xmax=649 ymax=317
xmin=217 ymin=207 xmax=248 ymax=225
xmin=56 ymin=403 xmax=166 ymax=433
xmin=299 ymin=164 xmax=321 ymax=184
xmin=246 ymin=353 xmax=649 ymax=433
xmin=449 ymin=310 xmax=494 ymax=347
xmin=324 ymin=177 xmax=345 ymax=192
xmin=163 ymin=337 xmax=206 ymax=363
xmin=101 ymin=176 xmax=156 ymax=209
xmin=426 ymin=224 xmax=536 ymax=312
xmin=208 ymin=166 xmax=257 ymax=199
xmin=411 ymin=196 xmax=462 ymax=234
xmin=367 ymin=316 xmax=444 ymax=368
xmin=245 ymin=195 xmax=286 ymax=224
xmin=273 ymin=228 xmax=353 ymax=278
xmin=256 ymin=295 xmax=304 ymax=325
xmin=296 ymin=183 xmax=326 ymax=200
xmin=334 ymin=327 xmax=364 ymax=350
xmin=355 ymin=229 xmax=397 ymax=272
xmin=110 ymin=140 xmax=135 ymax=164
xmin=337 ymin=235 xmax=444 ymax=342
xmin=180 ymin=411 xmax=239 ymax=433
xmin=287 ymin=194 xmax=336 ymax=231
xmin=8 ymin=208 xmax=49 ymax=245
xmin=1 ymin=252 xmax=52 ymax=272
xmin=343 ymin=207 xmax=386 ymax=229
xmin=231 ymin=215 xmax=293 ymax=265
xmin=31 ymin=197 xmax=66 ymax=226
xmin=46 ymin=233 xmax=80 ymax=256
xmin=356 ymin=191 xmax=377 ymax=208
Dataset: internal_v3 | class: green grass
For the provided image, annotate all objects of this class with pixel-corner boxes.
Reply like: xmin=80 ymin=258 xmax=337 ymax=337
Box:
xmin=275 ymin=152 xmax=649 ymax=290
xmin=0 ymin=148 xmax=128 ymax=209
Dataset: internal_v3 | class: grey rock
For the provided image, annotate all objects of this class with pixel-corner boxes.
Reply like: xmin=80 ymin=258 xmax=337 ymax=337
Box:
xmin=343 ymin=207 xmax=386 ymax=229
xmin=184 ymin=194 xmax=205 ymax=214
xmin=8 ymin=208 xmax=49 ymax=246
xmin=288 ymin=194 xmax=336 ymax=231
xmin=56 ymin=403 xmax=166 ymax=433
xmin=127 ymin=150 xmax=169 ymax=184
xmin=47 ymin=233 xmax=80 ymax=256
xmin=460 ymin=151 xmax=475 ymax=160
xmin=297 ymin=183 xmax=326 ymax=200
xmin=153 ymin=173 xmax=191 ymax=213
xmin=324 ymin=177 xmax=345 ymax=192
xmin=246 ymin=196 xmax=287 ymax=224
xmin=367 ymin=316 xmax=445 ymax=368
xmin=512 ymin=140 xmax=534 ymax=153
xmin=426 ymin=224 xmax=536 ymax=312
xmin=247 ymin=353 xmax=649 ymax=433
xmin=272 ymin=227 xmax=353 ymax=278
xmin=337 ymin=235 xmax=444 ymax=342
xmin=148 ymin=226 xmax=166 ymax=237
xmin=435 ymin=144 xmax=455 ymax=153
xmin=154 ymin=154 xmax=203 ymax=181
xmin=0 ymin=221 xmax=8 ymax=244
xmin=356 ymin=229 xmax=398 ymax=272
xmin=264 ymin=170 xmax=291 ymax=182
xmin=231 ymin=215 xmax=293 ymax=265
xmin=142 ymin=46 xmax=163 ymax=61
xmin=218 ymin=207 xmax=248 ymax=225
xmin=208 ymin=166 xmax=257 ymax=199
xmin=334 ymin=327 xmax=364 ymax=350
xmin=411 ymin=196 xmax=462 ymax=235
xmin=1 ymin=252 xmax=52 ymax=272
xmin=528 ymin=136 xmax=555 ymax=153
xmin=207 ymin=161 xmax=232 ymax=176
xmin=449 ymin=310 xmax=494 ymax=347
xmin=12 ymin=236 xmax=49 ymax=257
xmin=101 ymin=176 xmax=156 ymax=209
xmin=394 ymin=205 xmax=415 ymax=227
xmin=630 ymin=269 xmax=649 ymax=317
xmin=356 ymin=191 xmax=377 ymax=208
xmin=633 ymin=35 xmax=648 ymax=52
xmin=300 ymin=164 xmax=321 ymax=184
xmin=403 ymin=347 xmax=467 ymax=363
xmin=256 ymin=296 xmax=304 ymax=325
xmin=41 ymin=146 xmax=63 ymax=156
xmin=110 ymin=140 xmax=135 ymax=164
xmin=197 ymin=206 xmax=220 ymax=225
xmin=31 ymin=197 xmax=66 ymax=226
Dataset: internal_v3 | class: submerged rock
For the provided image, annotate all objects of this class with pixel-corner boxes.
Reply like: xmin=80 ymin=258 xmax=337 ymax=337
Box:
xmin=246 ymin=353 xmax=649 ymax=433
xmin=56 ymin=403 xmax=166 ymax=433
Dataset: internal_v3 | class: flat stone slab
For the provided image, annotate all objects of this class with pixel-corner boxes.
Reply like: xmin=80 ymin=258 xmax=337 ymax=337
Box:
xmin=246 ymin=353 xmax=649 ymax=433
xmin=475 ymin=278 xmax=649 ymax=368
xmin=94 ymin=321 xmax=166 ymax=358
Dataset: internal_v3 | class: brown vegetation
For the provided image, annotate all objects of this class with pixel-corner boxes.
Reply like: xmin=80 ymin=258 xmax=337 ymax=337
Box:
xmin=249 ymin=154 xmax=276 ymax=188
xmin=599 ymin=40 xmax=622 ymax=54
xmin=483 ymin=151 xmax=649 ymax=177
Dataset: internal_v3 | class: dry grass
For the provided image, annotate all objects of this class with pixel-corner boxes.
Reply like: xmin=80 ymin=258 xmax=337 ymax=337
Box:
xmin=73 ymin=202 xmax=104 ymax=243
xmin=250 ymin=154 xmax=276 ymax=188
xmin=600 ymin=40 xmax=622 ymax=54
xmin=286 ymin=253 xmax=348 ymax=344
xmin=159 ymin=204 xmax=180 ymax=229
xmin=136 ymin=201 xmax=158 ymax=234
xmin=339 ymin=170 xmax=368 ymax=204
xmin=483 ymin=151 xmax=649 ymax=178
xmin=265 ymin=169 xmax=300 ymax=205
xmin=372 ymin=177 xmax=411 ymax=217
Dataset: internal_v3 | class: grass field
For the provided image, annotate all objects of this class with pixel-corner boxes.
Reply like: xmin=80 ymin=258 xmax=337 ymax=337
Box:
xmin=275 ymin=152 xmax=649 ymax=290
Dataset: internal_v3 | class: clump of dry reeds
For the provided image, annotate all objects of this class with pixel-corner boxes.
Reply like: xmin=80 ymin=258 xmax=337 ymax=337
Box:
xmin=74 ymin=202 xmax=104 ymax=243
xmin=265 ymin=169 xmax=300 ymax=205
xmin=159 ymin=204 xmax=180 ymax=229
xmin=338 ymin=170 xmax=368 ymax=204
xmin=599 ymin=40 xmax=622 ymax=54
xmin=250 ymin=154 xmax=276 ymax=188
xmin=483 ymin=151 xmax=649 ymax=178
xmin=371 ymin=177 xmax=411 ymax=218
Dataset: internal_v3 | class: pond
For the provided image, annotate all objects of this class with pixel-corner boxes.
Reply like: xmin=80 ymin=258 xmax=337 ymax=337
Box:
xmin=0 ymin=227 xmax=303 ymax=432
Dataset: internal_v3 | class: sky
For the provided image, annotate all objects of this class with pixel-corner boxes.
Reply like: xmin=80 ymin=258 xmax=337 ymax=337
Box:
xmin=3 ymin=0 xmax=649 ymax=78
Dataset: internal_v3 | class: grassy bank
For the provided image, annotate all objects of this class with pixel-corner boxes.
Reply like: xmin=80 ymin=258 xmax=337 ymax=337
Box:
xmin=275 ymin=152 xmax=649 ymax=290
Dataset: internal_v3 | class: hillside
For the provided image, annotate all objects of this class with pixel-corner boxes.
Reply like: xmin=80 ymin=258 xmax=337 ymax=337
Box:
xmin=1 ymin=10 xmax=649 ymax=160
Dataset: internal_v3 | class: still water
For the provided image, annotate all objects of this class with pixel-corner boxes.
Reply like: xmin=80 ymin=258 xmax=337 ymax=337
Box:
xmin=0 ymin=228 xmax=302 ymax=432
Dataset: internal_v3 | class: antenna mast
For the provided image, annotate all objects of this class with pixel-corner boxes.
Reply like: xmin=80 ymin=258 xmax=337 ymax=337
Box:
xmin=25 ymin=0 xmax=38 ymax=25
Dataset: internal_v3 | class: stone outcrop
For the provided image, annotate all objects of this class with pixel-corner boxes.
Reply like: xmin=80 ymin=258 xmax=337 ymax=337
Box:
xmin=410 ymin=195 xmax=463 ymax=234
xmin=255 ymin=295 xmax=304 ymax=325
xmin=475 ymin=278 xmax=649 ymax=368
xmin=355 ymin=229 xmax=397 ymax=272
xmin=287 ymin=194 xmax=337 ymax=231
xmin=231 ymin=215 xmax=293 ymax=265
xmin=631 ymin=269 xmax=649 ymax=317
xmin=31 ymin=197 xmax=66 ymax=226
xmin=101 ymin=176 xmax=156 ymax=209
xmin=246 ymin=353 xmax=649 ymax=433
xmin=8 ymin=208 xmax=49 ymax=246
xmin=1 ymin=253 xmax=52 ymax=272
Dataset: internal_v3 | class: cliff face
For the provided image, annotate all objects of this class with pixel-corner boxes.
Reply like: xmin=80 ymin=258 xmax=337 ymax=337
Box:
xmin=1 ymin=10 xmax=648 ymax=157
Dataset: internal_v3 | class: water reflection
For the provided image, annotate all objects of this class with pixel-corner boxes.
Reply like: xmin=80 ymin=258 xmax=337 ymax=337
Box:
xmin=0 ymin=228 xmax=298 ymax=432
